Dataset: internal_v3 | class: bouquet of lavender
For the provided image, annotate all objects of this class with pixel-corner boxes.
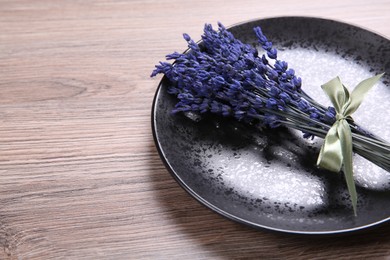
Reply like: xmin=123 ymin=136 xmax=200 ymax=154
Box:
xmin=151 ymin=22 xmax=389 ymax=215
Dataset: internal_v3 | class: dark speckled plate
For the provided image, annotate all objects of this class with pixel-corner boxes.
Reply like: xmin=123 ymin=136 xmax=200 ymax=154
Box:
xmin=152 ymin=17 xmax=390 ymax=234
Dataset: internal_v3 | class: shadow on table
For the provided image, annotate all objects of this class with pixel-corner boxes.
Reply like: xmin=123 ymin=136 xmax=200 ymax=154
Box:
xmin=148 ymin=142 xmax=390 ymax=258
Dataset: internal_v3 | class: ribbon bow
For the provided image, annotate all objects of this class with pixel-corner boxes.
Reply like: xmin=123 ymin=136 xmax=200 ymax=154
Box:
xmin=317 ymin=73 xmax=384 ymax=215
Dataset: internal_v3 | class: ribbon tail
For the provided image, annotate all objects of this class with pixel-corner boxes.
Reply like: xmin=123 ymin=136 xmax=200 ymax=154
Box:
xmin=317 ymin=123 xmax=343 ymax=172
xmin=338 ymin=120 xmax=357 ymax=216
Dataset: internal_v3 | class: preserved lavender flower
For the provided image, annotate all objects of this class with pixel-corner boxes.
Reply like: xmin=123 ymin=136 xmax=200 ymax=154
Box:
xmin=152 ymin=23 xmax=335 ymax=133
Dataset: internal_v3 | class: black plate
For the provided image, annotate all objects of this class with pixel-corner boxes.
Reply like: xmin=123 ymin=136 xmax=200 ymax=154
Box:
xmin=152 ymin=17 xmax=390 ymax=234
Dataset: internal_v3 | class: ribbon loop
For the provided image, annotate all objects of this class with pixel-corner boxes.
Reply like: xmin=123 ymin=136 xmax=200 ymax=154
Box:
xmin=317 ymin=73 xmax=384 ymax=215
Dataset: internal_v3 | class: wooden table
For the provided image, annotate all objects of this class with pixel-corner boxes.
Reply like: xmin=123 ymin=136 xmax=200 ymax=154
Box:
xmin=1 ymin=0 xmax=389 ymax=259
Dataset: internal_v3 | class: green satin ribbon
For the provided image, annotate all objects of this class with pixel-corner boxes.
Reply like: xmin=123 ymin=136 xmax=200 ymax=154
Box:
xmin=317 ymin=73 xmax=384 ymax=215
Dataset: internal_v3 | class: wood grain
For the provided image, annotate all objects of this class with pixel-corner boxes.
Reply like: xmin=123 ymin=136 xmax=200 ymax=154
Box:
xmin=0 ymin=0 xmax=389 ymax=259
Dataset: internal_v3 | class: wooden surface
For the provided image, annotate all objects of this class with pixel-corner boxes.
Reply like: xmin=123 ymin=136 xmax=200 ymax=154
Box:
xmin=1 ymin=0 xmax=390 ymax=259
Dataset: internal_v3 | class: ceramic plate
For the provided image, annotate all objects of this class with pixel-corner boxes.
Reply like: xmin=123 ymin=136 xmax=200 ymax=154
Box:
xmin=152 ymin=17 xmax=390 ymax=234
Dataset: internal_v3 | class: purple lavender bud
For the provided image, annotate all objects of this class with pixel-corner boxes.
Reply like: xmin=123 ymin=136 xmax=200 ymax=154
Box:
xmin=240 ymin=101 xmax=250 ymax=109
xmin=212 ymin=76 xmax=226 ymax=88
xmin=298 ymin=99 xmax=310 ymax=112
xmin=291 ymin=93 xmax=300 ymax=101
xmin=183 ymin=33 xmax=191 ymax=42
xmin=226 ymin=65 xmax=237 ymax=79
xmin=151 ymin=62 xmax=173 ymax=77
xmin=279 ymin=92 xmax=291 ymax=103
xmin=231 ymin=79 xmax=242 ymax=91
xmin=187 ymin=39 xmax=200 ymax=51
xmin=310 ymin=112 xmax=319 ymax=120
xmin=270 ymin=86 xmax=280 ymax=97
xmin=324 ymin=107 xmax=336 ymax=122
xmin=252 ymin=73 xmax=264 ymax=87
xmin=279 ymin=73 xmax=288 ymax=82
xmin=267 ymin=49 xmax=277 ymax=59
xmin=233 ymin=59 xmax=246 ymax=70
xmin=204 ymin=23 xmax=213 ymax=32
xmin=252 ymin=96 xmax=263 ymax=109
xmin=277 ymin=99 xmax=286 ymax=111
xmin=210 ymin=101 xmax=221 ymax=113
xmin=217 ymin=22 xmax=226 ymax=30
xmin=247 ymin=107 xmax=258 ymax=117
xmin=222 ymin=104 xmax=231 ymax=117
xmin=167 ymin=86 xmax=180 ymax=95
xmin=199 ymin=100 xmax=210 ymax=113
xmin=194 ymin=97 xmax=203 ymax=104
xmin=191 ymin=104 xmax=200 ymax=111
xmin=264 ymin=114 xmax=281 ymax=128
xmin=221 ymin=47 xmax=230 ymax=58
xmin=280 ymin=82 xmax=295 ymax=91
xmin=262 ymin=42 xmax=273 ymax=51
xmin=178 ymin=92 xmax=194 ymax=102
xmin=292 ymin=77 xmax=302 ymax=88
xmin=215 ymin=91 xmax=226 ymax=100
xmin=166 ymin=52 xmax=182 ymax=60
xmin=286 ymin=68 xmax=295 ymax=78
xmin=186 ymin=67 xmax=197 ymax=75
xmin=266 ymin=68 xmax=278 ymax=80
xmin=174 ymin=63 xmax=187 ymax=74
xmin=274 ymin=60 xmax=288 ymax=73
xmin=256 ymin=61 xmax=267 ymax=74
xmin=244 ymin=53 xmax=256 ymax=66
xmin=266 ymin=98 xmax=278 ymax=109
xmin=198 ymin=70 xmax=210 ymax=81
xmin=253 ymin=27 xmax=268 ymax=44
xmin=328 ymin=106 xmax=336 ymax=115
